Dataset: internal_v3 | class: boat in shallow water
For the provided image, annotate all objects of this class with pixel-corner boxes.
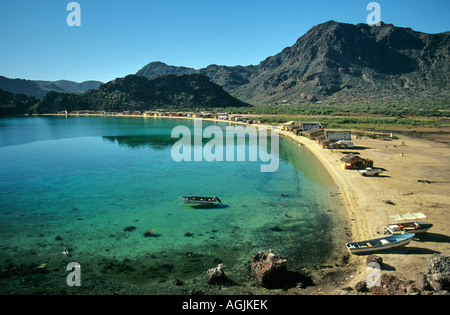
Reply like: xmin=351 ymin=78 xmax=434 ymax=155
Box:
xmin=180 ymin=196 xmax=222 ymax=205
xmin=345 ymin=233 xmax=414 ymax=254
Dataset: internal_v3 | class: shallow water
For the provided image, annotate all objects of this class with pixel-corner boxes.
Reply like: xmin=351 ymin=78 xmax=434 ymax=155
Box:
xmin=0 ymin=116 xmax=347 ymax=294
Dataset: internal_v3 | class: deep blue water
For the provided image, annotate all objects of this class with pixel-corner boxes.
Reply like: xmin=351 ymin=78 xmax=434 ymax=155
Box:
xmin=0 ymin=116 xmax=346 ymax=294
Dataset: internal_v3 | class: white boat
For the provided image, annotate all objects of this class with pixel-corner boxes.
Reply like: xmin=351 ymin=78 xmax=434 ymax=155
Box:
xmin=179 ymin=196 xmax=222 ymax=205
xmin=345 ymin=233 xmax=414 ymax=254
xmin=386 ymin=212 xmax=433 ymax=234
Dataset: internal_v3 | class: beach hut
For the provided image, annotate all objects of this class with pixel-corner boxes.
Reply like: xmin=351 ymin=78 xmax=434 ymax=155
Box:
xmin=303 ymin=127 xmax=324 ymax=140
xmin=299 ymin=121 xmax=323 ymax=132
xmin=340 ymin=153 xmax=374 ymax=170
xmin=325 ymin=130 xmax=352 ymax=142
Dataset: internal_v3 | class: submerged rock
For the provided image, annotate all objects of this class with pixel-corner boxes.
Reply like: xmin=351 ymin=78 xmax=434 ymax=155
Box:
xmin=205 ymin=265 xmax=231 ymax=285
xmin=270 ymin=226 xmax=282 ymax=232
xmin=143 ymin=231 xmax=160 ymax=237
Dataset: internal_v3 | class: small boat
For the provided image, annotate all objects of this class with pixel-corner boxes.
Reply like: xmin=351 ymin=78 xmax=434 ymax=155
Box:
xmin=387 ymin=222 xmax=433 ymax=234
xmin=345 ymin=233 xmax=414 ymax=254
xmin=180 ymin=196 xmax=222 ymax=205
xmin=386 ymin=212 xmax=433 ymax=234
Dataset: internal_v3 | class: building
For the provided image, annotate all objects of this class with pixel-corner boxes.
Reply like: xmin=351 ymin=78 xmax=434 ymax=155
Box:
xmin=340 ymin=153 xmax=373 ymax=170
xmin=325 ymin=130 xmax=352 ymax=142
xmin=303 ymin=127 xmax=324 ymax=140
xmin=299 ymin=121 xmax=323 ymax=132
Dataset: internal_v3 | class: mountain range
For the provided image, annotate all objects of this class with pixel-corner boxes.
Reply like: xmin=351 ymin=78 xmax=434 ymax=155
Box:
xmin=137 ymin=21 xmax=449 ymax=107
xmin=1 ymin=20 xmax=449 ymax=115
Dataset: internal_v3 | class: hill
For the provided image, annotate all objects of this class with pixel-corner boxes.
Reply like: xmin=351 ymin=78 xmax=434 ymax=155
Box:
xmin=33 ymin=74 xmax=249 ymax=114
xmin=0 ymin=88 xmax=37 ymax=115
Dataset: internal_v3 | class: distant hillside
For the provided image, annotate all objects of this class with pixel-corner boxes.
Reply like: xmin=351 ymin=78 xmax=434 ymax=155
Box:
xmin=0 ymin=76 xmax=103 ymax=98
xmin=34 ymin=80 xmax=103 ymax=94
xmin=0 ymin=88 xmax=36 ymax=116
xmin=33 ymin=74 xmax=249 ymax=114
xmin=136 ymin=21 xmax=450 ymax=110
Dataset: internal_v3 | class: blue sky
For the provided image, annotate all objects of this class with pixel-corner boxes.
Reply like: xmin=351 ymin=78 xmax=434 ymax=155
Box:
xmin=0 ymin=0 xmax=449 ymax=83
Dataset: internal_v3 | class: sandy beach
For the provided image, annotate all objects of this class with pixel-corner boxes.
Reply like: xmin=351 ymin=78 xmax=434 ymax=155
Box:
xmin=279 ymin=127 xmax=450 ymax=293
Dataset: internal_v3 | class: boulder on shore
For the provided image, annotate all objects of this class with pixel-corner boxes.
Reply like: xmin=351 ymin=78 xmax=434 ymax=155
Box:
xmin=366 ymin=255 xmax=383 ymax=266
xmin=426 ymin=254 xmax=450 ymax=292
xmin=251 ymin=251 xmax=288 ymax=288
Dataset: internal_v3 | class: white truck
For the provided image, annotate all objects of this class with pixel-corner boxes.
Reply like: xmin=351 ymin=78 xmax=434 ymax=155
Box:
xmin=359 ymin=167 xmax=383 ymax=176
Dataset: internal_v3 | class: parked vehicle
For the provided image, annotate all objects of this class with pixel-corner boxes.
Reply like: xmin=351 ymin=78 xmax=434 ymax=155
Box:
xmin=359 ymin=167 xmax=383 ymax=176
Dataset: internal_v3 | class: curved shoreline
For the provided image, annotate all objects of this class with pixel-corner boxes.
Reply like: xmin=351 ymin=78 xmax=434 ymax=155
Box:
xmin=37 ymin=114 xmax=450 ymax=294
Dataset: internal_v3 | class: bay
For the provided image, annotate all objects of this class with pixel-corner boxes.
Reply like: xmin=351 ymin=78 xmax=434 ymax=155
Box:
xmin=0 ymin=116 xmax=347 ymax=294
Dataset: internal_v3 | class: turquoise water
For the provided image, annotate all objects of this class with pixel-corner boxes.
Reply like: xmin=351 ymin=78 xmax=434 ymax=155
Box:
xmin=0 ymin=116 xmax=346 ymax=294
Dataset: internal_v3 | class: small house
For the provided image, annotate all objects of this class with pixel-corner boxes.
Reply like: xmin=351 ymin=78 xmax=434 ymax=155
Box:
xmin=319 ymin=139 xmax=333 ymax=148
xmin=299 ymin=121 xmax=323 ymax=132
xmin=228 ymin=115 xmax=241 ymax=121
xmin=340 ymin=154 xmax=373 ymax=170
xmin=325 ymin=130 xmax=352 ymax=142
xmin=303 ymin=127 xmax=324 ymax=140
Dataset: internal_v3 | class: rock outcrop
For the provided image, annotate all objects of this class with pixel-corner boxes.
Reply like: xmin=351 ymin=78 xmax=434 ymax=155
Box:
xmin=345 ymin=254 xmax=450 ymax=295
xmin=251 ymin=251 xmax=288 ymax=288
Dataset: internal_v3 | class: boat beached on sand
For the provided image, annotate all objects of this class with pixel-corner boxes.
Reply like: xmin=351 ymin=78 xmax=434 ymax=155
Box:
xmin=386 ymin=212 xmax=433 ymax=234
xmin=345 ymin=233 xmax=414 ymax=254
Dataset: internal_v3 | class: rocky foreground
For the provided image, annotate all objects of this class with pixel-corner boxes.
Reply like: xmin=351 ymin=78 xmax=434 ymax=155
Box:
xmin=205 ymin=251 xmax=450 ymax=295
xmin=340 ymin=254 xmax=450 ymax=295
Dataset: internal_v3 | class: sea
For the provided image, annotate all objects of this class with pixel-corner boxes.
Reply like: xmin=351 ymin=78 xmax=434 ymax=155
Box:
xmin=0 ymin=116 xmax=348 ymax=294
